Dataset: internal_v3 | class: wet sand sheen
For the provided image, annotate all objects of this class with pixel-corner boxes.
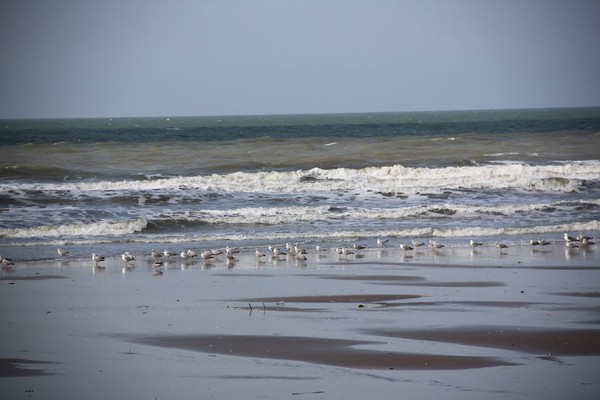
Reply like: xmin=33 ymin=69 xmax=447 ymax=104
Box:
xmin=237 ymin=294 xmax=422 ymax=304
xmin=133 ymin=334 xmax=515 ymax=370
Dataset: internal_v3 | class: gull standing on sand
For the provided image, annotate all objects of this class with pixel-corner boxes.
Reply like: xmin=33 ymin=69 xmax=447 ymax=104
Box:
xmin=411 ymin=239 xmax=425 ymax=248
xmin=581 ymin=237 xmax=595 ymax=246
xmin=377 ymin=238 xmax=389 ymax=247
xmin=577 ymin=234 xmax=592 ymax=242
xmin=122 ymin=252 xmax=135 ymax=263
xmin=92 ymin=253 xmax=105 ymax=263
xmin=564 ymin=233 xmax=577 ymax=243
xmin=151 ymin=249 xmax=162 ymax=258
xmin=469 ymin=240 xmax=482 ymax=248
xmin=430 ymin=240 xmax=445 ymax=249
xmin=226 ymin=250 xmax=237 ymax=261
xmin=1 ymin=256 xmax=15 ymax=267
xmin=57 ymin=248 xmax=69 ymax=257
xmin=495 ymin=242 xmax=509 ymax=252
xmin=273 ymin=247 xmax=286 ymax=257
xmin=565 ymin=241 xmax=579 ymax=249
xmin=399 ymin=244 xmax=413 ymax=251
xmin=163 ymin=249 xmax=177 ymax=257
xmin=255 ymin=248 xmax=266 ymax=258
xmin=315 ymin=245 xmax=328 ymax=252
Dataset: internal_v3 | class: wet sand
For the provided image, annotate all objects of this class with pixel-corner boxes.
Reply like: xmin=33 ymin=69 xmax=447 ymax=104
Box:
xmin=0 ymin=244 xmax=599 ymax=399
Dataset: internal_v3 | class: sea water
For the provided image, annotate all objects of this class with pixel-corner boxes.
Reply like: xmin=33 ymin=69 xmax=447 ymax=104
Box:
xmin=1 ymin=108 xmax=599 ymax=260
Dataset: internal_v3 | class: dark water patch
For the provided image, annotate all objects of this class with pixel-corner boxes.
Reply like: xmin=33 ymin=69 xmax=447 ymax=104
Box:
xmin=130 ymin=334 xmax=515 ymax=370
xmin=0 ymin=358 xmax=57 ymax=377
xmin=366 ymin=326 xmax=600 ymax=355
xmin=0 ymin=275 xmax=69 ymax=281
xmin=550 ymin=291 xmax=600 ymax=298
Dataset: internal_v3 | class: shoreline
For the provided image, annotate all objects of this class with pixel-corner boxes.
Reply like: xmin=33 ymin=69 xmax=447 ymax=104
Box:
xmin=1 ymin=242 xmax=599 ymax=399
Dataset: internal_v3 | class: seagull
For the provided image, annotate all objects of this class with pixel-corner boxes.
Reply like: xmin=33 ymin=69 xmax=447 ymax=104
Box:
xmin=1 ymin=256 xmax=15 ymax=267
xmin=151 ymin=249 xmax=162 ymax=258
xmin=57 ymin=248 xmax=69 ymax=257
xmin=255 ymin=248 xmax=266 ymax=258
xmin=581 ymin=237 xmax=595 ymax=246
xmin=411 ymin=239 xmax=425 ymax=247
xmin=353 ymin=243 xmax=366 ymax=250
xmin=565 ymin=241 xmax=579 ymax=249
xmin=122 ymin=252 xmax=135 ymax=263
xmin=377 ymin=238 xmax=389 ymax=247
xmin=469 ymin=240 xmax=483 ymax=248
xmin=538 ymin=239 xmax=551 ymax=246
xmin=285 ymin=243 xmax=294 ymax=253
xmin=92 ymin=253 xmax=105 ymax=263
xmin=294 ymin=244 xmax=307 ymax=255
xmin=273 ymin=247 xmax=286 ymax=257
xmin=225 ymin=250 xmax=237 ymax=261
xmin=399 ymin=244 xmax=413 ymax=251
xmin=186 ymin=249 xmax=198 ymax=258
xmin=529 ymin=239 xmax=540 ymax=247
xmin=577 ymin=234 xmax=592 ymax=242
xmin=430 ymin=240 xmax=445 ymax=249
xmin=495 ymin=242 xmax=509 ymax=251
xmin=163 ymin=249 xmax=177 ymax=257
xmin=225 ymin=246 xmax=239 ymax=254
xmin=564 ymin=233 xmax=577 ymax=242
xmin=342 ymin=247 xmax=355 ymax=256
xmin=315 ymin=245 xmax=328 ymax=252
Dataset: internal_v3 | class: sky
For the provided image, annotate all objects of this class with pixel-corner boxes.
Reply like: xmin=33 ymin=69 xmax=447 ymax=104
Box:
xmin=1 ymin=0 xmax=599 ymax=119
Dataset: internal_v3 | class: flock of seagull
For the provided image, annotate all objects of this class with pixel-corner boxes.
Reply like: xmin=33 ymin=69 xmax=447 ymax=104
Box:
xmin=1 ymin=232 xmax=594 ymax=274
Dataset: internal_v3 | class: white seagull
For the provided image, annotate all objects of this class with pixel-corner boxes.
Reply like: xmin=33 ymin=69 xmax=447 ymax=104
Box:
xmin=151 ymin=249 xmax=162 ymax=258
xmin=163 ymin=249 xmax=177 ymax=257
xmin=92 ymin=253 xmax=105 ymax=263
xmin=377 ymin=238 xmax=389 ymax=247
xmin=57 ymin=248 xmax=69 ymax=257
xmin=495 ymin=242 xmax=509 ymax=251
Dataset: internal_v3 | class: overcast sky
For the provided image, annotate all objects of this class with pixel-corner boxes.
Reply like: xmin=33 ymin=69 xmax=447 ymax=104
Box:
xmin=1 ymin=0 xmax=599 ymax=119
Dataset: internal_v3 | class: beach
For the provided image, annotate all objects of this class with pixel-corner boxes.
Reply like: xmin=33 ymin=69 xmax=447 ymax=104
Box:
xmin=1 ymin=242 xmax=599 ymax=399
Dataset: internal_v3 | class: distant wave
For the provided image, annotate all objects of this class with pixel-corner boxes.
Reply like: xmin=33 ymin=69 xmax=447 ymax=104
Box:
xmin=2 ymin=161 xmax=599 ymax=195
xmin=0 ymin=218 xmax=148 ymax=239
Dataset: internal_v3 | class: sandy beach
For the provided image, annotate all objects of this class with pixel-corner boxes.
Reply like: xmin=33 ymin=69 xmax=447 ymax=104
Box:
xmin=1 ymin=243 xmax=599 ymax=399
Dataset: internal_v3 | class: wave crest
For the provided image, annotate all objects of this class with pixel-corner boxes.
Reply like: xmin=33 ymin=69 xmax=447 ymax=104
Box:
xmin=1 ymin=161 xmax=598 ymax=195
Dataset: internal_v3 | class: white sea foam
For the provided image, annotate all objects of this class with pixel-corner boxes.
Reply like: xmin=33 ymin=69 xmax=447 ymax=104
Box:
xmin=154 ymin=199 xmax=600 ymax=225
xmin=0 ymin=218 xmax=147 ymax=239
xmin=1 ymin=161 xmax=598 ymax=195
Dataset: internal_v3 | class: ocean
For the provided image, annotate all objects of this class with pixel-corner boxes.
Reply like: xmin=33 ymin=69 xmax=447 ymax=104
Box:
xmin=1 ymin=107 xmax=600 ymax=261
